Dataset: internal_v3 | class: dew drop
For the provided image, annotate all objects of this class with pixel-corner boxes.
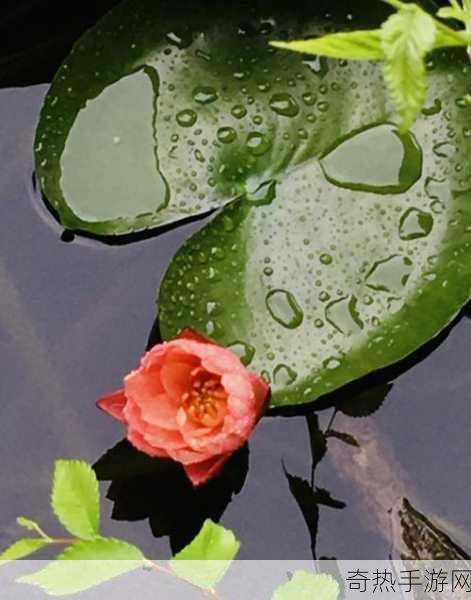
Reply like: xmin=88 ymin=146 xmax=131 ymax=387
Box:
xmin=193 ymin=86 xmax=218 ymax=105
xmin=399 ymin=208 xmax=433 ymax=240
xmin=302 ymin=92 xmax=317 ymax=106
xmin=269 ymin=93 xmax=300 ymax=117
xmin=323 ymin=357 xmax=341 ymax=370
xmin=246 ymin=179 xmax=277 ymax=206
xmin=320 ymin=124 xmax=422 ymax=194
xmin=227 ymin=341 xmax=255 ymax=366
xmin=365 ymin=255 xmax=413 ymax=295
xmin=165 ymin=30 xmax=193 ymax=49
xmin=265 ymin=289 xmax=304 ymax=329
xmin=433 ymin=141 xmax=455 ymax=158
xmin=246 ymin=132 xmax=271 ymax=156
xmin=303 ymin=56 xmax=328 ymax=78
xmin=422 ymin=98 xmax=442 ymax=116
xmin=231 ymin=104 xmax=247 ymax=119
xmin=273 ymin=364 xmax=298 ymax=385
xmin=217 ymin=127 xmax=237 ymax=144
xmin=176 ymin=109 xmax=197 ymax=127
xmin=320 ymin=253 xmax=333 ymax=265
xmin=325 ymin=295 xmax=363 ymax=336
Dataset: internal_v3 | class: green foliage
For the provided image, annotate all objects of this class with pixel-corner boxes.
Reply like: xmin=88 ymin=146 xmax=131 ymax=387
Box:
xmin=159 ymin=61 xmax=471 ymax=406
xmin=271 ymin=0 xmax=471 ymax=131
xmin=271 ymin=30 xmax=384 ymax=60
xmin=51 ymin=460 xmax=100 ymax=540
xmin=0 ymin=539 xmax=50 ymax=562
xmin=170 ymin=519 xmax=240 ymax=588
xmin=18 ymin=539 xmax=145 ymax=596
xmin=381 ymin=3 xmax=436 ymax=132
xmin=2 ymin=460 xmax=241 ymax=596
xmin=272 ymin=571 xmax=339 ymax=600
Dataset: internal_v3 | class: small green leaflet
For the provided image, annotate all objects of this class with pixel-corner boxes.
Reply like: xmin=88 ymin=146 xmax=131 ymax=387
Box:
xmin=0 ymin=539 xmax=50 ymax=563
xmin=51 ymin=460 xmax=100 ymax=540
xmin=271 ymin=0 xmax=470 ymax=131
xmin=272 ymin=571 xmax=339 ymax=600
xmin=381 ymin=3 xmax=436 ymax=132
xmin=170 ymin=519 xmax=240 ymax=589
xmin=271 ymin=30 xmax=384 ymax=60
xmin=16 ymin=516 xmax=49 ymax=538
xmin=17 ymin=538 xmax=145 ymax=595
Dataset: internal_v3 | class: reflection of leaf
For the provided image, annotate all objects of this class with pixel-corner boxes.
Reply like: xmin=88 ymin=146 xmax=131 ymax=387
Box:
xmin=0 ymin=539 xmax=50 ymax=562
xmin=306 ymin=414 xmax=327 ymax=473
xmin=325 ymin=430 xmax=360 ymax=447
xmin=312 ymin=488 xmax=346 ymax=510
xmin=94 ymin=440 xmax=248 ymax=553
xmin=337 ymin=383 xmax=392 ymax=418
xmin=52 ymin=460 xmax=100 ymax=539
xmin=272 ymin=570 xmax=339 ymax=600
xmin=285 ymin=467 xmax=345 ymax=559
xmin=170 ymin=519 xmax=240 ymax=589
xmin=18 ymin=538 xmax=144 ymax=595
xmin=285 ymin=473 xmax=319 ymax=550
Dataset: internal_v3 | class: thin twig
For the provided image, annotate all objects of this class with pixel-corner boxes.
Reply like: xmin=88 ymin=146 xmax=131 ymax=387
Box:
xmin=146 ymin=560 xmax=224 ymax=600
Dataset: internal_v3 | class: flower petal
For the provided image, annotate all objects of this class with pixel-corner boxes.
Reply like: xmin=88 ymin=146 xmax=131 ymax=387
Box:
xmin=184 ymin=454 xmax=231 ymax=486
xmin=177 ymin=328 xmax=215 ymax=344
xmin=127 ymin=428 xmax=169 ymax=458
xmin=249 ymin=372 xmax=270 ymax=415
xmin=160 ymin=360 xmax=194 ymax=401
xmin=97 ymin=389 xmax=127 ymax=422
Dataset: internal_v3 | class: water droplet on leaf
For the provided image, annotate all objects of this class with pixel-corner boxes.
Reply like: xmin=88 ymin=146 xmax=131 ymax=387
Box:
xmin=320 ymin=124 xmax=422 ymax=194
xmin=399 ymin=208 xmax=433 ymax=240
xmin=266 ymin=289 xmax=304 ymax=329
xmin=366 ymin=255 xmax=413 ymax=295
xmin=325 ymin=295 xmax=363 ymax=336
xmin=269 ymin=93 xmax=299 ymax=117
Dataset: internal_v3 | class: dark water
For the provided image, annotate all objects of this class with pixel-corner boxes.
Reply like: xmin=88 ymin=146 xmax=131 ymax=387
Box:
xmin=1 ymin=83 xmax=471 ymax=561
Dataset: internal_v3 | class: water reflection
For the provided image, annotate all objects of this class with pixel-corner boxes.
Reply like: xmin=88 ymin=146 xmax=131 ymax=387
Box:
xmin=94 ymin=440 xmax=249 ymax=553
xmin=290 ymin=379 xmax=471 ymax=563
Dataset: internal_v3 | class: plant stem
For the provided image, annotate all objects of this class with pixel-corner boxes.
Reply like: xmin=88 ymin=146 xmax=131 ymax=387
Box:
xmin=145 ymin=560 xmax=224 ymax=600
xmin=325 ymin=408 xmax=337 ymax=435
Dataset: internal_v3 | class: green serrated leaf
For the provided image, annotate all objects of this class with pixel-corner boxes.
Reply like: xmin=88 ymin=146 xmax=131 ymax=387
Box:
xmin=0 ymin=539 xmax=50 ymax=563
xmin=437 ymin=6 xmax=464 ymax=21
xmin=272 ymin=571 xmax=339 ymax=600
xmin=17 ymin=538 xmax=144 ymax=595
xmin=170 ymin=519 xmax=240 ymax=589
xmin=51 ymin=460 xmax=100 ymax=540
xmin=381 ymin=4 xmax=437 ymax=132
xmin=434 ymin=21 xmax=469 ymax=47
xmin=270 ymin=30 xmax=384 ymax=60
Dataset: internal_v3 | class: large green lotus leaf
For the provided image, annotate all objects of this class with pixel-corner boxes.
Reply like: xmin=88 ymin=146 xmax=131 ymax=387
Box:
xmin=34 ymin=0 xmax=383 ymax=236
xmin=159 ymin=47 xmax=471 ymax=407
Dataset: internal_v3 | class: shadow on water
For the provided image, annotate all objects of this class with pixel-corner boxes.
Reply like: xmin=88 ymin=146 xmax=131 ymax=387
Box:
xmin=31 ymin=174 xmax=216 ymax=248
xmin=94 ymin=440 xmax=249 ymax=553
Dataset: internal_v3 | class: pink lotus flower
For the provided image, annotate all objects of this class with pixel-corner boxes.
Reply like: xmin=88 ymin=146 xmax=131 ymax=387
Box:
xmin=97 ymin=329 xmax=269 ymax=486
